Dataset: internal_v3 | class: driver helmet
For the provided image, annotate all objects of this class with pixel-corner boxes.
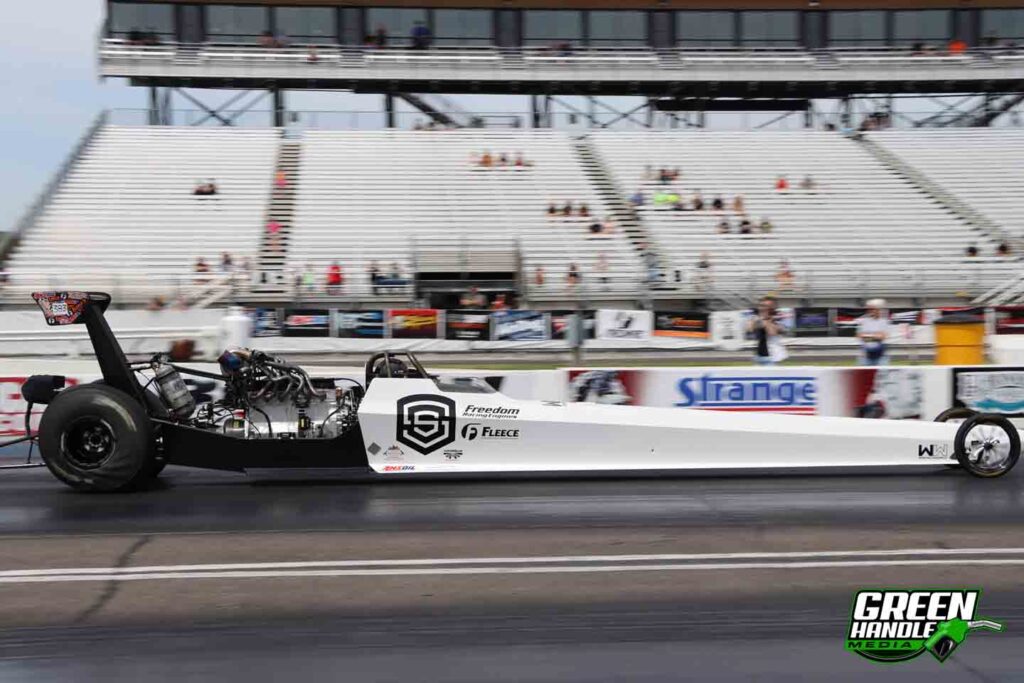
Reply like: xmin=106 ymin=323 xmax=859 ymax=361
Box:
xmin=373 ymin=356 xmax=408 ymax=379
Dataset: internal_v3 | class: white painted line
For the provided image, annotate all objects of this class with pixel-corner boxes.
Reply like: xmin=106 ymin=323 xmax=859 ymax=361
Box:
xmin=1 ymin=547 xmax=1022 ymax=578
xmin=1 ymin=551 xmax=1023 ymax=585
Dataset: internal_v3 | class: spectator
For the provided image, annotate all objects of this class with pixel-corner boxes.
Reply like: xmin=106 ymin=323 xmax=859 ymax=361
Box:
xmin=748 ymin=296 xmax=786 ymax=366
xmin=479 ymin=151 xmax=493 ymax=167
xmin=692 ymin=192 xmax=704 ymax=211
xmin=630 ymin=189 xmax=645 ymax=207
xmin=672 ymin=197 xmax=687 ymax=211
xmin=595 ymin=252 xmax=610 ymax=287
xmin=194 ymin=257 xmax=210 ymax=284
xmin=460 ymin=286 xmax=485 ymax=308
xmin=146 ymin=296 xmax=167 ymax=312
xmin=498 ymin=153 xmax=509 ymax=166
xmin=601 ymin=217 xmax=616 ymax=234
xmin=491 ymin=293 xmax=508 ymax=311
xmin=374 ymin=26 xmax=388 ymax=48
xmin=547 ymin=202 xmax=558 ymax=217
xmin=711 ymin=195 xmax=724 ymax=211
xmin=219 ymin=252 xmax=234 ymax=273
xmin=588 ymin=221 xmax=602 ymax=235
xmin=717 ymin=219 xmax=731 ymax=235
xmin=775 ymin=175 xmax=789 ymax=192
xmin=326 ymin=261 xmax=343 ymax=295
xmin=800 ymin=175 xmax=816 ymax=191
xmin=562 ymin=201 xmax=573 ymax=217
xmin=998 ymin=242 xmax=1012 ymax=257
xmin=514 ymin=152 xmax=531 ymax=168
xmin=948 ymin=38 xmax=968 ymax=55
xmin=775 ymin=259 xmax=795 ymax=290
xmin=411 ymin=21 xmax=432 ymax=49
xmin=193 ymin=179 xmax=217 ymax=196
xmin=300 ymin=264 xmax=316 ymax=295
xmin=566 ymin=262 xmax=581 ymax=288
xmin=533 ymin=266 xmax=545 ymax=286
xmin=369 ymin=261 xmax=381 ymax=295
xmin=259 ymin=30 xmax=276 ymax=48
xmin=739 ymin=217 xmax=753 ymax=235
xmin=732 ymin=195 xmax=745 ymax=214
xmin=695 ymin=252 xmax=713 ymax=291
xmin=857 ymin=298 xmax=891 ymax=366
xmin=966 ymin=244 xmax=979 ymax=257
xmin=275 ymin=170 xmax=288 ymax=189
xmin=658 ymin=168 xmax=670 ymax=184
xmin=307 ymin=46 xmax=320 ymax=64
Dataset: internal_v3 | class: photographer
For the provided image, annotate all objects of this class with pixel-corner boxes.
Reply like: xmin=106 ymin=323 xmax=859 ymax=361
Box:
xmin=748 ymin=296 xmax=787 ymax=366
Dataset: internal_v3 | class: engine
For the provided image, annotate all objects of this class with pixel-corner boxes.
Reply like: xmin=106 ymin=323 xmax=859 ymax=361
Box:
xmin=186 ymin=348 xmax=361 ymax=440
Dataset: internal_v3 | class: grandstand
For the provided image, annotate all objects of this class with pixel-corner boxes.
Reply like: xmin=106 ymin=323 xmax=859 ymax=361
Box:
xmin=3 ymin=0 xmax=1024 ymax=310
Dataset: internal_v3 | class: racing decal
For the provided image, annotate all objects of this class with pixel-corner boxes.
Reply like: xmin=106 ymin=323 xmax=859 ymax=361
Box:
xmin=917 ymin=443 xmax=951 ymax=459
xmin=846 ymin=589 xmax=1002 ymax=663
xmin=460 ymin=424 xmax=520 ymax=441
xmin=462 ymin=405 xmax=519 ymax=420
xmin=396 ymin=394 xmax=456 ymax=454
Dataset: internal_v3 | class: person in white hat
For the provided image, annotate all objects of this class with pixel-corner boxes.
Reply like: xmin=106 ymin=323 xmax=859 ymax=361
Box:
xmin=857 ymin=298 xmax=891 ymax=366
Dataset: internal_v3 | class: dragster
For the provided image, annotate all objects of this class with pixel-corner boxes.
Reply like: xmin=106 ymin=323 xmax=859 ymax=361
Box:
xmin=2 ymin=292 xmax=1019 ymax=492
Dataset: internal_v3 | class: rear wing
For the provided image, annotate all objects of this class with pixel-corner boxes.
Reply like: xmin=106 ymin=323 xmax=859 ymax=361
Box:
xmin=31 ymin=291 xmax=111 ymax=326
xmin=29 ymin=291 xmax=143 ymax=401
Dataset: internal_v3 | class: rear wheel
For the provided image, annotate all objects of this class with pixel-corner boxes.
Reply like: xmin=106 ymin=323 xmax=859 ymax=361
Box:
xmin=955 ymin=414 xmax=1021 ymax=478
xmin=38 ymin=385 xmax=156 ymax=492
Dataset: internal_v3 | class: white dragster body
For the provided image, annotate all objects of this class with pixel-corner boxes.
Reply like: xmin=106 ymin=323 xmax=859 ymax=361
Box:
xmin=357 ymin=377 xmax=961 ymax=474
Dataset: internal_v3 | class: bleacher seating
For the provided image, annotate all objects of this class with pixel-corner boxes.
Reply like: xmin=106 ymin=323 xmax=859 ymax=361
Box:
xmin=289 ymin=130 xmax=642 ymax=298
xmin=870 ymin=129 xmax=1024 ymax=239
xmin=590 ymin=130 xmax=1018 ymax=300
xmin=3 ymin=126 xmax=278 ymax=301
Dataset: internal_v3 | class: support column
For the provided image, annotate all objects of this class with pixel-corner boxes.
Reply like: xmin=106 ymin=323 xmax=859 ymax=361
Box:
xmin=530 ymin=95 xmax=541 ymax=128
xmin=804 ymin=101 xmax=815 ymax=129
xmin=148 ymin=86 xmax=161 ymax=126
xmin=384 ymin=93 xmax=396 ymax=128
xmin=271 ymin=88 xmax=287 ymax=128
xmin=840 ymin=96 xmax=852 ymax=129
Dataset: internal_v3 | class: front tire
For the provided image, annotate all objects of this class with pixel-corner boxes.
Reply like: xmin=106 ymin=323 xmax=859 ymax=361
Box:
xmin=955 ymin=414 xmax=1021 ymax=478
xmin=38 ymin=385 xmax=156 ymax=492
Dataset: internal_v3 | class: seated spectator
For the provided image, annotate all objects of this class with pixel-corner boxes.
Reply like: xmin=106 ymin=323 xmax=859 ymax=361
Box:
xmin=562 ymin=201 xmax=573 ymax=217
xmin=219 ymin=252 xmax=233 ymax=273
xmin=266 ymin=219 xmax=282 ymax=235
xmin=948 ymin=38 xmax=968 ymax=55
xmin=411 ymin=20 xmax=432 ymax=49
xmin=692 ymin=192 xmax=705 ymax=211
xmin=326 ymin=261 xmax=343 ymax=294
xmin=146 ymin=296 xmax=167 ymax=312
xmin=775 ymin=175 xmax=789 ymax=192
xmin=127 ymin=27 xmax=144 ymax=45
xmin=759 ymin=218 xmax=774 ymax=234
xmin=966 ymin=244 xmax=979 ymax=257
xmin=491 ymin=293 xmax=508 ymax=311
xmin=307 ymin=46 xmax=320 ymax=64
xmin=578 ymin=203 xmax=590 ymax=218
xmin=193 ymin=179 xmax=217 ymax=196
xmin=369 ymin=261 xmax=381 ymax=294
xmin=672 ymin=198 xmax=687 ymax=211
xmin=732 ymin=195 xmax=745 ymax=214
xmin=998 ymin=242 xmax=1012 ymax=257
xmin=498 ymin=153 xmax=509 ymax=166
xmin=717 ymin=219 xmax=731 ymax=234
xmin=260 ymin=31 xmax=276 ymax=48
xmin=588 ymin=221 xmax=602 ymax=234
xmin=533 ymin=266 xmax=545 ymax=286
xmin=566 ymin=263 xmax=581 ymax=287
xmin=275 ymin=170 xmax=287 ymax=189
xmin=739 ymin=217 xmax=753 ymax=235
xmin=630 ymin=189 xmax=645 ymax=207
xmin=194 ymin=257 xmax=210 ymax=284
xmin=776 ymin=259 xmax=795 ymax=289
xmin=460 ymin=286 xmax=486 ymax=308
xmin=800 ymin=175 xmax=816 ymax=191
xmin=711 ymin=195 xmax=724 ymax=211
xmin=514 ymin=152 xmax=531 ymax=168
xmin=374 ymin=26 xmax=388 ymax=48
xmin=479 ymin=151 xmax=493 ymax=167
xmin=300 ymin=264 xmax=316 ymax=295
xmin=659 ymin=168 xmax=671 ymax=184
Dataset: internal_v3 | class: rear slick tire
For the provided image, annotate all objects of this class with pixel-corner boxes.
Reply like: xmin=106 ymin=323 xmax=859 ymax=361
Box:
xmin=38 ymin=384 xmax=156 ymax=492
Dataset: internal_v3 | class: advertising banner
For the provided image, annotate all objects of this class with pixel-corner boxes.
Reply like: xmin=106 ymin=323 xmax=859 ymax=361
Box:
xmin=492 ymin=310 xmax=549 ymax=341
xmin=251 ymin=308 xmax=282 ymax=338
xmin=653 ymin=311 xmax=710 ymax=339
xmin=792 ymin=308 xmax=830 ymax=337
xmin=282 ymin=309 xmax=331 ymax=337
xmin=595 ymin=309 xmax=653 ymax=341
xmin=834 ymin=308 xmax=867 ymax=337
xmin=445 ymin=310 xmax=491 ymax=341
xmin=838 ymin=367 xmax=925 ymax=419
xmin=335 ymin=310 xmax=385 ymax=339
xmin=550 ymin=310 xmax=594 ymax=341
xmin=389 ymin=309 xmax=441 ymax=339
xmin=953 ymin=366 xmax=1024 ymax=415
xmin=994 ymin=306 xmax=1024 ymax=335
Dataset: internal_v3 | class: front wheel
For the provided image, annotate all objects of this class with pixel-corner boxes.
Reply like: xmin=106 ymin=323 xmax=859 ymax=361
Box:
xmin=955 ymin=414 xmax=1021 ymax=478
xmin=935 ymin=408 xmax=977 ymax=469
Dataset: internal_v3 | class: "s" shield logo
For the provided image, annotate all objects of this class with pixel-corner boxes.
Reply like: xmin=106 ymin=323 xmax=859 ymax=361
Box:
xmin=396 ymin=394 xmax=457 ymax=454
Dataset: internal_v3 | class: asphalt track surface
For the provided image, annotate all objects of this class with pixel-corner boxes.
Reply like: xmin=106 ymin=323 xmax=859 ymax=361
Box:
xmin=2 ymin=451 xmax=1024 ymax=682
